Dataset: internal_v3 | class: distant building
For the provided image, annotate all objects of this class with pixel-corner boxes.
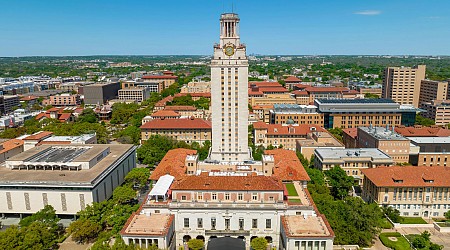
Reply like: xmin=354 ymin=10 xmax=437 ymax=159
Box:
xmin=141 ymin=71 xmax=178 ymax=92
xmin=362 ymin=166 xmax=450 ymax=218
xmin=394 ymin=125 xmax=450 ymax=137
xmin=121 ymin=80 xmax=159 ymax=93
xmin=118 ymin=87 xmax=151 ymax=103
xmin=269 ymin=104 xmax=324 ymax=126
xmin=358 ymin=87 xmax=382 ymax=97
xmin=252 ymin=105 xmax=273 ymax=123
xmin=408 ymin=137 xmax=450 ymax=166
xmin=419 ymin=80 xmax=448 ymax=106
xmin=0 ymin=144 xmax=136 ymax=215
xmin=357 ymin=126 xmax=410 ymax=164
xmin=284 ymin=76 xmax=303 ymax=90
xmin=296 ymin=132 xmax=344 ymax=160
xmin=421 ymin=100 xmax=450 ymax=126
xmin=250 ymin=93 xmax=297 ymax=106
xmin=0 ymin=95 xmax=20 ymax=115
xmin=382 ymin=65 xmax=426 ymax=108
xmin=180 ymin=81 xmax=211 ymax=93
xmin=0 ymin=139 xmax=24 ymax=163
xmin=35 ymin=107 xmax=76 ymax=123
xmin=83 ymin=81 xmax=121 ymax=105
xmin=314 ymin=148 xmax=394 ymax=185
xmin=314 ymin=99 xmax=419 ymax=129
xmin=42 ymin=93 xmax=81 ymax=106
xmin=140 ymin=118 xmax=212 ymax=145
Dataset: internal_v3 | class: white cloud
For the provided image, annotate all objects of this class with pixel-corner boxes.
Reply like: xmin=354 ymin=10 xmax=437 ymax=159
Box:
xmin=354 ymin=10 xmax=381 ymax=16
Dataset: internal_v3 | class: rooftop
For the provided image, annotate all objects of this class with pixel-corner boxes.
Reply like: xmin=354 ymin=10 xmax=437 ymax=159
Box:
xmin=315 ymin=148 xmax=393 ymax=160
xmin=150 ymin=110 xmax=181 ymax=117
xmin=408 ymin=137 xmax=450 ymax=144
xmin=362 ymin=166 xmax=450 ymax=187
xmin=0 ymin=144 xmax=135 ymax=187
xmin=358 ymin=126 xmax=408 ymax=141
xmin=265 ymin=149 xmax=310 ymax=181
xmin=342 ymin=128 xmax=357 ymax=139
xmin=121 ymin=213 xmax=174 ymax=236
xmin=0 ymin=139 xmax=24 ymax=154
xmin=149 ymin=148 xmax=197 ymax=181
xmin=395 ymin=125 xmax=450 ymax=137
xmin=316 ymin=98 xmax=396 ymax=104
xmin=253 ymin=122 xmax=325 ymax=136
xmin=21 ymin=131 xmax=54 ymax=141
xmin=282 ymin=215 xmax=333 ymax=238
xmin=140 ymin=118 xmax=211 ymax=130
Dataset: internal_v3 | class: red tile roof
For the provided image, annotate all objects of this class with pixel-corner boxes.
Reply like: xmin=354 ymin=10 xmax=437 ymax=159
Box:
xmin=362 ymin=166 xmax=450 ymax=187
xmin=284 ymin=76 xmax=302 ymax=82
xmin=20 ymin=95 xmax=38 ymax=101
xmin=0 ymin=139 xmax=24 ymax=154
xmin=305 ymin=87 xmax=350 ymax=93
xmin=249 ymin=81 xmax=282 ymax=87
xmin=142 ymin=75 xmax=178 ymax=79
xmin=149 ymin=148 xmax=197 ymax=181
xmin=171 ymin=174 xmax=284 ymax=191
xmin=253 ymin=123 xmax=325 ymax=136
xmin=292 ymin=90 xmax=309 ymax=96
xmin=164 ymin=105 xmax=197 ymax=111
xmin=58 ymin=113 xmax=72 ymax=122
xmin=248 ymin=90 xmax=264 ymax=96
xmin=22 ymin=131 xmax=53 ymax=141
xmin=141 ymin=118 xmax=211 ymax=130
xmin=151 ymin=110 xmax=181 ymax=118
xmin=258 ymin=87 xmax=289 ymax=93
xmin=174 ymin=93 xmax=211 ymax=98
xmin=394 ymin=126 xmax=450 ymax=137
xmin=252 ymin=105 xmax=274 ymax=110
xmin=342 ymin=128 xmax=357 ymax=139
xmin=265 ymin=149 xmax=310 ymax=181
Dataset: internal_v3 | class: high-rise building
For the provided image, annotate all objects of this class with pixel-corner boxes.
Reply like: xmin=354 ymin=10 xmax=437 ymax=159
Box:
xmin=382 ymin=65 xmax=426 ymax=107
xmin=419 ymin=80 xmax=448 ymax=105
xmin=210 ymin=13 xmax=250 ymax=162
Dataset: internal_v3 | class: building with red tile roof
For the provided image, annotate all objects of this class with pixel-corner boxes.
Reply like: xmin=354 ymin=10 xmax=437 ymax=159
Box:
xmin=342 ymin=128 xmax=358 ymax=148
xmin=284 ymin=76 xmax=303 ymax=90
xmin=265 ymin=149 xmax=310 ymax=182
xmin=150 ymin=110 xmax=181 ymax=119
xmin=362 ymin=166 xmax=450 ymax=218
xmin=0 ymin=139 xmax=24 ymax=163
xmin=149 ymin=148 xmax=197 ymax=181
xmin=394 ymin=125 xmax=450 ymax=137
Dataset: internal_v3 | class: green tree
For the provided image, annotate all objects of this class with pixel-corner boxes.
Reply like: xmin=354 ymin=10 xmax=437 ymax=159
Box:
xmin=383 ymin=206 xmax=402 ymax=223
xmin=137 ymin=135 xmax=177 ymax=166
xmin=430 ymin=243 xmax=444 ymax=250
xmin=412 ymin=235 xmax=427 ymax=249
xmin=187 ymin=238 xmax=204 ymax=250
xmin=415 ymin=114 xmax=435 ymax=126
xmin=250 ymin=237 xmax=268 ymax=250
xmin=325 ymin=166 xmax=354 ymax=199
xmin=328 ymin=127 xmax=344 ymax=142
xmin=78 ymin=108 xmax=99 ymax=123
xmin=21 ymin=221 xmax=58 ymax=250
xmin=68 ymin=218 xmax=102 ymax=243
xmin=0 ymin=226 xmax=22 ymax=249
xmin=124 ymin=168 xmax=150 ymax=187
xmin=112 ymin=186 xmax=136 ymax=204
xmin=19 ymin=204 xmax=60 ymax=228
xmin=444 ymin=210 xmax=450 ymax=220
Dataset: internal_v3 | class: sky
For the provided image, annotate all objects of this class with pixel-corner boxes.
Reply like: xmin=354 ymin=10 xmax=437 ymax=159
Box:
xmin=0 ymin=0 xmax=449 ymax=56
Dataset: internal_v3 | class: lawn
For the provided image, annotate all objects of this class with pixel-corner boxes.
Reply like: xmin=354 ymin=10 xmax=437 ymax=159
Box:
xmin=401 ymin=217 xmax=428 ymax=224
xmin=288 ymin=198 xmax=302 ymax=203
xmin=285 ymin=183 xmax=298 ymax=196
xmin=380 ymin=217 xmax=393 ymax=229
xmin=437 ymin=222 xmax=450 ymax=227
xmin=379 ymin=232 xmax=411 ymax=250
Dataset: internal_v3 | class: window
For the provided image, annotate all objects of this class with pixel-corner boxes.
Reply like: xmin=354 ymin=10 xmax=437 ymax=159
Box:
xmin=266 ymin=219 xmax=271 ymax=229
xmin=198 ymin=218 xmax=203 ymax=228
xmin=252 ymin=219 xmax=258 ymax=229
xmin=225 ymin=193 xmax=230 ymax=200
xmin=197 ymin=193 xmax=203 ymax=200
xmin=238 ymin=193 xmax=243 ymax=200
xmin=239 ymin=218 xmax=244 ymax=230
xmin=212 ymin=193 xmax=217 ymax=200
xmin=225 ymin=218 xmax=230 ymax=230
xmin=211 ymin=218 xmax=216 ymax=230
xmin=184 ymin=218 xmax=189 ymax=228
xmin=252 ymin=193 xmax=258 ymax=200
xmin=181 ymin=195 xmax=187 ymax=201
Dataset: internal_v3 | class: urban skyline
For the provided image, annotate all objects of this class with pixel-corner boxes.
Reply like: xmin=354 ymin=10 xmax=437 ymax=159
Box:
xmin=1 ymin=0 xmax=449 ymax=56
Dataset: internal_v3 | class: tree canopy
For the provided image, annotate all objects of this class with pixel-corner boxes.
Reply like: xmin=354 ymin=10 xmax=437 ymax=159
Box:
xmin=250 ymin=237 xmax=268 ymax=250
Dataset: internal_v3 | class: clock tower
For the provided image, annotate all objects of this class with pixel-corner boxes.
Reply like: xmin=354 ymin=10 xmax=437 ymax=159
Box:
xmin=209 ymin=13 xmax=250 ymax=162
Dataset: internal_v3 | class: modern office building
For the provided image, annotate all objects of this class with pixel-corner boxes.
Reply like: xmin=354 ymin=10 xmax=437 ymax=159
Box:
xmin=83 ymin=81 xmax=121 ymax=105
xmin=0 ymin=144 xmax=136 ymax=216
xmin=121 ymin=80 xmax=159 ymax=93
xmin=408 ymin=137 xmax=450 ymax=166
xmin=362 ymin=166 xmax=450 ymax=218
xmin=357 ymin=126 xmax=410 ymax=164
xmin=314 ymin=148 xmax=394 ymax=185
xmin=210 ymin=13 xmax=250 ymax=162
xmin=382 ymin=65 xmax=426 ymax=108
xmin=314 ymin=99 xmax=419 ymax=129
xmin=141 ymin=71 xmax=178 ymax=92
xmin=0 ymin=95 xmax=20 ymax=115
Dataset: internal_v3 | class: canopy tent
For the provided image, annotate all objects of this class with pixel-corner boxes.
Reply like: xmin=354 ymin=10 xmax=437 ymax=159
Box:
xmin=148 ymin=174 xmax=174 ymax=202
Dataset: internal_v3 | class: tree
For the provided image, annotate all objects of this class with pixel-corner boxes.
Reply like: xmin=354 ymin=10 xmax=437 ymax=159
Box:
xmin=445 ymin=210 xmax=450 ymax=220
xmin=124 ymin=168 xmax=150 ymax=187
xmin=250 ymin=237 xmax=268 ymax=250
xmin=416 ymin=114 xmax=435 ymax=126
xmin=325 ymin=166 xmax=354 ymax=199
xmin=383 ymin=206 xmax=402 ymax=223
xmin=112 ymin=186 xmax=136 ymax=204
xmin=0 ymin=226 xmax=22 ymax=249
xmin=430 ymin=243 xmax=444 ymax=250
xmin=21 ymin=221 xmax=58 ymax=250
xmin=137 ymin=135 xmax=177 ymax=166
xmin=412 ymin=235 xmax=428 ymax=249
xmin=78 ymin=108 xmax=98 ymax=123
xmin=69 ymin=218 xmax=102 ymax=243
xmin=19 ymin=204 xmax=60 ymax=228
xmin=328 ymin=127 xmax=344 ymax=142
xmin=187 ymin=238 xmax=204 ymax=250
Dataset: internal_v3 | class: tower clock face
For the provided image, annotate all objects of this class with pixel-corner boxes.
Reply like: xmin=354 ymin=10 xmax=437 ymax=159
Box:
xmin=224 ymin=44 xmax=235 ymax=56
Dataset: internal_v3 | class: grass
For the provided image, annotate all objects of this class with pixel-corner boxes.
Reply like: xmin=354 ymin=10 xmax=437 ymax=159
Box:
xmin=285 ymin=183 xmax=298 ymax=196
xmin=288 ymin=198 xmax=302 ymax=203
xmin=380 ymin=217 xmax=393 ymax=229
xmin=379 ymin=232 xmax=411 ymax=250
xmin=400 ymin=217 xmax=428 ymax=224
xmin=437 ymin=222 xmax=450 ymax=227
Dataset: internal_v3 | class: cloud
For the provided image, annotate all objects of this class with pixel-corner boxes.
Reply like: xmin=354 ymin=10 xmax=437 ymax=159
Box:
xmin=354 ymin=10 xmax=381 ymax=16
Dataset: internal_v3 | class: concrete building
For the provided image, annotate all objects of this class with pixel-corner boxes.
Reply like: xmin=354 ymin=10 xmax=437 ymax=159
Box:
xmin=118 ymin=87 xmax=151 ymax=103
xmin=421 ymin=100 xmax=450 ymax=126
xmin=17 ymin=131 xmax=97 ymax=151
xmin=42 ymin=93 xmax=81 ymax=106
xmin=358 ymin=87 xmax=382 ymax=98
xmin=121 ymin=80 xmax=159 ymax=93
xmin=252 ymin=105 xmax=272 ymax=123
xmin=284 ymin=76 xmax=302 ymax=90
xmin=253 ymin=122 xmax=326 ymax=151
xmin=180 ymin=81 xmax=211 ymax=93
xmin=362 ymin=166 xmax=450 ymax=218
xmin=382 ymin=65 xmax=426 ymax=108
xmin=83 ymin=81 xmax=121 ymax=105
xmin=210 ymin=13 xmax=250 ymax=162
xmin=141 ymin=71 xmax=178 ymax=92
xmin=0 ymin=144 xmax=136 ymax=216
xmin=314 ymin=99 xmax=419 ymax=129
xmin=314 ymin=148 xmax=394 ymax=185
xmin=270 ymin=104 xmax=324 ymax=126
xmin=296 ymin=132 xmax=344 ymax=160
xmin=357 ymin=126 xmax=410 ymax=164
xmin=0 ymin=95 xmax=20 ymax=115
xmin=250 ymin=93 xmax=297 ymax=106
xmin=419 ymin=80 xmax=448 ymax=106
xmin=408 ymin=137 xmax=450 ymax=166
xmin=140 ymin=118 xmax=212 ymax=145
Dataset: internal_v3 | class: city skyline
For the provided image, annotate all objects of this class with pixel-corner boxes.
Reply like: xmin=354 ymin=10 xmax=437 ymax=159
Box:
xmin=1 ymin=0 xmax=449 ymax=56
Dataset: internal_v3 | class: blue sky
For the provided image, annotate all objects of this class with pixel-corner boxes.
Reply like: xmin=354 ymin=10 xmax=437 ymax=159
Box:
xmin=0 ymin=0 xmax=449 ymax=56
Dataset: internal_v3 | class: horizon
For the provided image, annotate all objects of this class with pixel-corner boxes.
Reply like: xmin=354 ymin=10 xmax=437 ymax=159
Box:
xmin=1 ymin=0 xmax=450 ymax=56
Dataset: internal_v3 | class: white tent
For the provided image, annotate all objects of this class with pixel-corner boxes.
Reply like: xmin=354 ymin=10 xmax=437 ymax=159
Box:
xmin=148 ymin=174 xmax=174 ymax=202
